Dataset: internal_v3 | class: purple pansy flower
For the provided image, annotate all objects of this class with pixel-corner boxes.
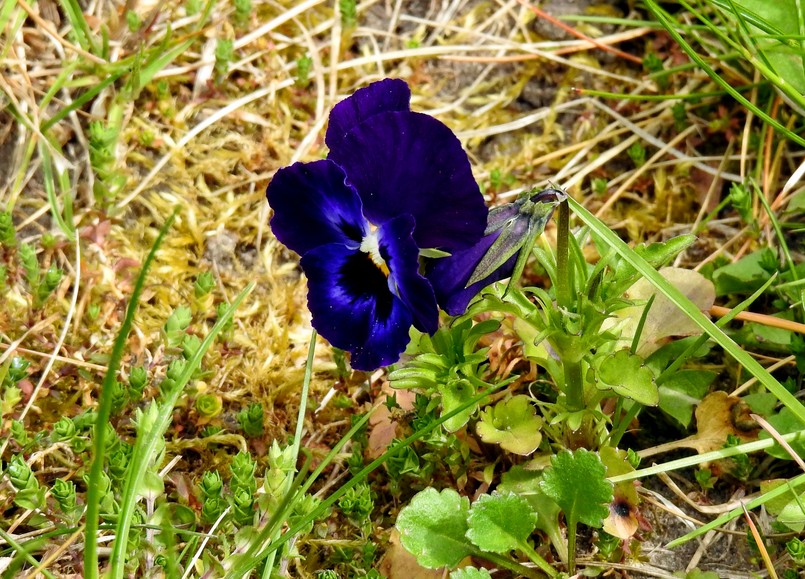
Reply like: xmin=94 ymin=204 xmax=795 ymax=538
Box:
xmin=267 ymin=79 xmax=487 ymax=370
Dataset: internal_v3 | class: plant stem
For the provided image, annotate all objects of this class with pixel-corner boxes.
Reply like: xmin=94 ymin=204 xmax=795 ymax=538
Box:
xmin=517 ymin=538 xmax=558 ymax=578
xmin=555 ymin=201 xmax=571 ymax=309
xmin=481 ymin=550 xmax=546 ymax=579
xmin=563 ymin=357 xmax=585 ymax=413
xmin=567 ymin=519 xmax=578 ymax=575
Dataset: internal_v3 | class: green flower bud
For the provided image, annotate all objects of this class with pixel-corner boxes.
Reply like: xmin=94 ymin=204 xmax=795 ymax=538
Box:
xmin=35 ymin=265 xmax=62 ymax=306
xmin=51 ymin=416 xmax=77 ymax=442
xmin=0 ymin=211 xmax=16 ymax=247
xmin=787 ymin=537 xmax=805 ymax=563
xmin=230 ymin=451 xmax=257 ymax=494
xmin=237 ymin=403 xmax=264 ymax=438
xmin=194 ymin=272 xmax=215 ymax=298
xmin=52 ymin=478 xmax=78 ymax=517
xmin=201 ymin=495 xmax=228 ymax=524
xmin=338 ymin=482 xmax=373 ymax=523
xmin=181 ymin=334 xmax=202 ymax=360
xmin=199 ymin=470 xmax=224 ymax=498
xmin=162 ymin=306 xmax=192 ymax=348
xmin=128 ymin=366 xmax=148 ymax=399
xmin=231 ymin=487 xmax=255 ymax=526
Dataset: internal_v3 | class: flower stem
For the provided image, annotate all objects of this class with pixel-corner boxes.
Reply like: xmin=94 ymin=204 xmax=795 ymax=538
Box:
xmin=564 ymin=356 xmax=585 ymax=413
xmin=555 ymin=200 xmax=571 ymax=310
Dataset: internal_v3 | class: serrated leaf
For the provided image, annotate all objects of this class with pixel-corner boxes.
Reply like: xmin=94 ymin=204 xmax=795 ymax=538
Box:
xmin=441 ymin=380 xmax=477 ymax=432
xmin=475 ymin=395 xmax=542 ymax=455
xmin=450 ymin=567 xmax=493 ymax=579
xmin=540 ymin=449 xmax=612 ymax=528
xmin=592 ymin=349 xmax=659 ymax=406
xmin=466 ymin=491 xmax=538 ymax=553
xmin=397 ymin=488 xmax=474 ymax=569
xmin=499 ymin=466 xmax=567 ymax=563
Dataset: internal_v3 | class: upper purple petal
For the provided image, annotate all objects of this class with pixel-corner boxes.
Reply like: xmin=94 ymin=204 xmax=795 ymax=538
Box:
xmin=378 ymin=215 xmax=439 ymax=335
xmin=328 ymin=110 xmax=486 ymax=252
xmin=325 ymin=79 xmax=411 ymax=152
xmin=300 ymin=241 xmax=415 ymax=370
xmin=426 ymin=230 xmax=516 ymax=315
xmin=267 ymin=160 xmax=366 ymax=257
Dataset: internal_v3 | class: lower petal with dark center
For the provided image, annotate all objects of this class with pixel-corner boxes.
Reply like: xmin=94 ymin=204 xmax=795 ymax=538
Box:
xmin=301 ymin=242 xmax=414 ymax=370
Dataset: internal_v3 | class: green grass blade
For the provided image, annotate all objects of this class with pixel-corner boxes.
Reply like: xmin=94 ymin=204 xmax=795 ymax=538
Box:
xmin=37 ymin=142 xmax=75 ymax=241
xmin=610 ymin=430 xmax=805 ymax=483
xmin=83 ymin=209 xmax=178 ymax=579
xmin=57 ymin=0 xmax=97 ymax=54
xmin=261 ymin=329 xmax=317 ymax=578
xmin=41 ymin=69 xmax=125 ymax=132
xmin=666 ymin=471 xmax=805 ymax=547
xmin=0 ymin=528 xmax=56 ymax=579
xmin=568 ymin=196 xmax=805 ymax=424
xmin=646 ymin=0 xmax=805 ymax=145
xmin=108 ymin=281 xmax=254 ymax=578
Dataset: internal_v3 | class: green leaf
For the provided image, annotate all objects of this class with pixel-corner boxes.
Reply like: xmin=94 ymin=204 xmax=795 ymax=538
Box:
xmin=396 ymin=488 xmax=474 ymax=569
xmin=499 ymin=466 xmax=567 ymax=563
xmin=711 ymin=250 xmax=774 ymax=296
xmin=466 ymin=491 xmax=538 ymax=553
xmin=760 ymin=407 xmax=805 ymax=459
xmin=658 ymin=370 xmax=715 ymax=428
xmin=729 ymin=0 xmax=805 ymax=94
xmin=450 ymin=567 xmax=492 ymax=579
xmin=590 ymin=349 xmax=659 ymax=406
xmin=605 ymin=234 xmax=695 ymax=296
xmin=778 ymin=491 xmax=805 ymax=532
xmin=475 ymin=396 xmax=542 ymax=455
xmin=540 ymin=449 xmax=612 ymax=529
xmin=442 ymin=380 xmax=477 ymax=432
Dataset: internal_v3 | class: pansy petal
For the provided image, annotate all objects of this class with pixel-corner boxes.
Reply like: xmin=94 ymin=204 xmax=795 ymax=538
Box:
xmin=378 ymin=215 xmax=439 ymax=334
xmin=426 ymin=231 xmax=516 ymax=316
xmin=329 ymin=111 xmax=486 ymax=251
xmin=267 ymin=160 xmax=366 ymax=256
xmin=301 ymin=243 xmax=385 ymax=351
xmin=350 ymin=294 xmax=413 ymax=370
xmin=301 ymin=242 xmax=414 ymax=370
xmin=325 ymin=78 xmax=411 ymax=152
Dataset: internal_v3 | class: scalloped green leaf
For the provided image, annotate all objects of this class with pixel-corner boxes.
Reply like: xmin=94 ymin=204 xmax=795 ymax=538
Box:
xmin=450 ymin=567 xmax=492 ymax=579
xmin=499 ymin=466 xmax=567 ymax=563
xmin=540 ymin=449 xmax=612 ymax=528
xmin=396 ymin=488 xmax=473 ymax=569
xmin=475 ymin=395 xmax=542 ymax=455
xmin=591 ymin=349 xmax=659 ymax=406
xmin=466 ymin=491 xmax=538 ymax=553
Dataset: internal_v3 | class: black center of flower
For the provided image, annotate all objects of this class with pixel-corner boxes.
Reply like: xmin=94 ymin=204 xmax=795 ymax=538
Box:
xmin=339 ymin=251 xmax=394 ymax=321
xmin=612 ymin=500 xmax=631 ymax=518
